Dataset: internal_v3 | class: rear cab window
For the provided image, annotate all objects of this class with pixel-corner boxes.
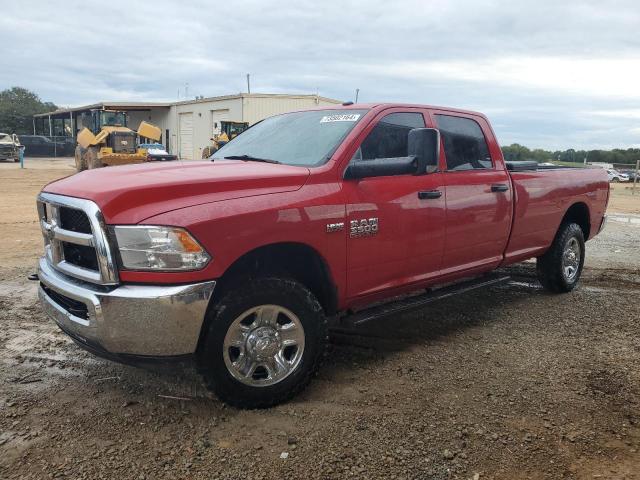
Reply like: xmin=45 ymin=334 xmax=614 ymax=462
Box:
xmin=434 ymin=114 xmax=492 ymax=171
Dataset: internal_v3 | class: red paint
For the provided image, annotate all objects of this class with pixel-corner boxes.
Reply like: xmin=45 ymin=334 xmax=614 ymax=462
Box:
xmin=42 ymin=104 xmax=609 ymax=310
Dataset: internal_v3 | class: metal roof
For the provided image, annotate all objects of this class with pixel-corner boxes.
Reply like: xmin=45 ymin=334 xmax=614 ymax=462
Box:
xmin=34 ymin=102 xmax=172 ymax=117
xmin=171 ymin=92 xmax=342 ymax=106
xmin=35 ymin=94 xmax=342 ymax=117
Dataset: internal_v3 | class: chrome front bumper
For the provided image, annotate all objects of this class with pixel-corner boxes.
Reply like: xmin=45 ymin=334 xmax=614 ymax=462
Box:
xmin=37 ymin=257 xmax=216 ymax=357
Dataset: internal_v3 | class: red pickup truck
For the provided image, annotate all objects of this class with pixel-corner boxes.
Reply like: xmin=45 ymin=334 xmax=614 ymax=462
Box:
xmin=36 ymin=103 xmax=609 ymax=408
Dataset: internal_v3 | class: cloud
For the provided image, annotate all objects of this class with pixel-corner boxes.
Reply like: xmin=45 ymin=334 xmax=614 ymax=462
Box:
xmin=1 ymin=0 xmax=639 ymax=149
xmin=368 ymin=56 xmax=640 ymax=100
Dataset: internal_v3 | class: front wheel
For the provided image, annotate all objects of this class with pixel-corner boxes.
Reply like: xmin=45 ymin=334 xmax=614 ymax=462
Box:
xmin=202 ymin=146 xmax=217 ymax=159
xmin=74 ymin=145 xmax=87 ymax=171
xmin=85 ymin=147 xmax=102 ymax=169
xmin=197 ymin=277 xmax=328 ymax=408
xmin=536 ymin=222 xmax=585 ymax=293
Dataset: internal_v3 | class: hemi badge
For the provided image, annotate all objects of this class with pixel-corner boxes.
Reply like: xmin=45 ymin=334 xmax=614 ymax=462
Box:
xmin=326 ymin=222 xmax=345 ymax=233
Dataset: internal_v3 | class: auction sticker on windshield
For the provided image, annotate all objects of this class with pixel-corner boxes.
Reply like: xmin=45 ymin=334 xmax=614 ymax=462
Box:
xmin=320 ymin=114 xmax=361 ymax=123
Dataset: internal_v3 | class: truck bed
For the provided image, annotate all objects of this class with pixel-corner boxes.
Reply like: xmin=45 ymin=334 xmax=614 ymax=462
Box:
xmin=504 ymin=165 xmax=609 ymax=264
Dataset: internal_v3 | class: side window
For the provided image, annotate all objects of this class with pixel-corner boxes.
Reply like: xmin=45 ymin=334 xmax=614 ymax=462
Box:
xmin=354 ymin=112 xmax=425 ymax=161
xmin=435 ymin=114 xmax=492 ymax=170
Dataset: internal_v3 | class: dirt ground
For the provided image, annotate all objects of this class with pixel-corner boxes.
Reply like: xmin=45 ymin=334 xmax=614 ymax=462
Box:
xmin=1 ymin=158 xmax=639 ymax=480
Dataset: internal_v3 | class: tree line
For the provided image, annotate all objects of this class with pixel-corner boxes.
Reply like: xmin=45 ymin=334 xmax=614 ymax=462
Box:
xmin=502 ymin=143 xmax=640 ymax=166
xmin=0 ymin=87 xmax=57 ymax=134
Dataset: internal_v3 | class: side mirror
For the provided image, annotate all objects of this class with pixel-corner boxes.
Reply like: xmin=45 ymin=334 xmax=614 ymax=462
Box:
xmin=344 ymin=156 xmax=418 ymax=180
xmin=344 ymin=127 xmax=440 ymax=180
xmin=408 ymin=128 xmax=440 ymax=174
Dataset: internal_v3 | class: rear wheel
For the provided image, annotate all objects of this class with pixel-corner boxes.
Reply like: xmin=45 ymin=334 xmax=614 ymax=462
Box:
xmin=536 ymin=222 xmax=585 ymax=293
xmin=197 ymin=277 xmax=328 ymax=408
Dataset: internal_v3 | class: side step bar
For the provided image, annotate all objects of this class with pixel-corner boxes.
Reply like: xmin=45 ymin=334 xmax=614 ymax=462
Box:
xmin=341 ymin=274 xmax=511 ymax=328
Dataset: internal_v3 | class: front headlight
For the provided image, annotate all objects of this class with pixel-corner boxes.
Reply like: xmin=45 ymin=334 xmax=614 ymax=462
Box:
xmin=113 ymin=226 xmax=210 ymax=271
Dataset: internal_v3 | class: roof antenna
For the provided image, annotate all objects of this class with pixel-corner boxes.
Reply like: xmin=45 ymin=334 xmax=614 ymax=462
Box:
xmin=355 ymin=88 xmax=360 ymax=103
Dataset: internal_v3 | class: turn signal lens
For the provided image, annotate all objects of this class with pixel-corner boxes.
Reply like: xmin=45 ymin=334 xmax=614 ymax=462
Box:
xmin=175 ymin=229 xmax=203 ymax=253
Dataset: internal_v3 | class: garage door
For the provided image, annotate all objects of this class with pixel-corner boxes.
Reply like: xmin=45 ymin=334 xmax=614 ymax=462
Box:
xmin=179 ymin=113 xmax=193 ymax=160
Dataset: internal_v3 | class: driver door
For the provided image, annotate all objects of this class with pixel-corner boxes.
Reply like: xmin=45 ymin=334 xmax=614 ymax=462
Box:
xmin=342 ymin=109 xmax=446 ymax=302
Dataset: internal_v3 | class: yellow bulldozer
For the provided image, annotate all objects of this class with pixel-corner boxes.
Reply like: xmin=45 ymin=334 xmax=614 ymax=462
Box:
xmin=75 ymin=109 xmax=162 ymax=171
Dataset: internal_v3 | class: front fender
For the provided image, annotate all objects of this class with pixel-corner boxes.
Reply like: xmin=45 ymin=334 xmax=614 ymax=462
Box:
xmin=116 ymin=183 xmax=347 ymax=298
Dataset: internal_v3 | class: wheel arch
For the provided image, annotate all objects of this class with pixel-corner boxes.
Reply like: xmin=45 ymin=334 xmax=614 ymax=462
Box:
xmin=561 ymin=202 xmax=590 ymax=240
xmin=211 ymin=240 xmax=337 ymax=309
xmin=196 ymin=241 xmax=337 ymax=356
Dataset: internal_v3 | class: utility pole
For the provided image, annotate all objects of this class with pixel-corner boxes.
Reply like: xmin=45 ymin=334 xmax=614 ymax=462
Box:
xmin=185 ymin=83 xmax=189 ymax=98
xmin=355 ymin=88 xmax=360 ymax=103
xmin=246 ymin=74 xmax=251 ymax=94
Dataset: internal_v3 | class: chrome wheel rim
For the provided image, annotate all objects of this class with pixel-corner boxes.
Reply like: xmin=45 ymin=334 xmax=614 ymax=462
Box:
xmin=223 ymin=305 xmax=305 ymax=387
xmin=562 ymin=237 xmax=581 ymax=282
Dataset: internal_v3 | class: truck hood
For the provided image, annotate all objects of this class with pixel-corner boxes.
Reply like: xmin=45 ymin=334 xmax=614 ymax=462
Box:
xmin=43 ymin=160 xmax=310 ymax=224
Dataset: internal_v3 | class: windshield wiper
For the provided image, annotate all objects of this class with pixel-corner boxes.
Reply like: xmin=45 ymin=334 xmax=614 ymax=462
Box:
xmin=223 ymin=154 xmax=281 ymax=164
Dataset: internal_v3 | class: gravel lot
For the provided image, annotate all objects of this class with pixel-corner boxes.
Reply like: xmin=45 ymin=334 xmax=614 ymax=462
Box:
xmin=1 ymin=158 xmax=639 ymax=479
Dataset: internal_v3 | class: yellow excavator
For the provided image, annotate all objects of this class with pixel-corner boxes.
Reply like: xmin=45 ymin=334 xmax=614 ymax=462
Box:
xmin=74 ymin=109 xmax=162 ymax=171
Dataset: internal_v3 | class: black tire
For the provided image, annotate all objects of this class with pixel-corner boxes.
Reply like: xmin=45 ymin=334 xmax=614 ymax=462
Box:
xmin=202 ymin=146 xmax=217 ymax=159
xmin=197 ymin=277 xmax=328 ymax=409
xmin=85 ymin=147 xmax=102 ymax=169
xmin=74 ymin=145 xmax=88 ymax=171
xmin=536 ymin=222 xmax=585 ymax=293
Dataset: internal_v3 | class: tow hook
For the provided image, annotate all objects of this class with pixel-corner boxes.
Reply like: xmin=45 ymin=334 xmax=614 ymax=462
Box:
xmin=27 ymin=273 xmax=39 ymax=281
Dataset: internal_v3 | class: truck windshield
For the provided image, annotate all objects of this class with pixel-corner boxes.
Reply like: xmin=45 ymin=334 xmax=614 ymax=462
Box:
xmin=215 ymin=109 xmax=367 ymax=167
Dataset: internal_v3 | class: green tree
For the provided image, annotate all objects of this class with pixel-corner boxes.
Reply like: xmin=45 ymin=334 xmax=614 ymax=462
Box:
xmin=501 ymin=144 xmax=638 ymax=166
xmin=0 ymin=87 xmax=57 ymax=134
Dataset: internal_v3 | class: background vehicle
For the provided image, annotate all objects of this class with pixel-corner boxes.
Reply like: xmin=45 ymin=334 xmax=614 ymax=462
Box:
xmin=138 ymin=143 xmax=177 ymax=162
xmin=202 ymin=121 xmax=249 ymax=158
xmin=36 ymin=103 xmax=609 ymax=409
xmin=622 ymin=169 xmax=640 ymax=182
xmin=607 ymin=169 xmax=629 ymax=182
xmin=0 ymin=132 xmax=20 ymax=161
xmin=74 ymin=109 xmax=162 ymax=170
xmin=19 ymin=135 xmax=75 ymax=157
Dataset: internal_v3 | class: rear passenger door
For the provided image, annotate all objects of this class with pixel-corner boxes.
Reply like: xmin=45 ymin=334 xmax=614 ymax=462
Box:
xmin=432 ymin=112 xmax=512 ymax=275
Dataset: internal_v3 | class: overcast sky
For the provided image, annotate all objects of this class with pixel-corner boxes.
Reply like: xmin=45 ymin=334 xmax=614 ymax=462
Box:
xmin=1 ymin=0 xmax=639 ymax=150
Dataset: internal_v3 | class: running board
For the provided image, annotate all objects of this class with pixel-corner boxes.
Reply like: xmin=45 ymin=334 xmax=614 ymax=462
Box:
xmin=341 ymin=274 xmax=511 ymax=328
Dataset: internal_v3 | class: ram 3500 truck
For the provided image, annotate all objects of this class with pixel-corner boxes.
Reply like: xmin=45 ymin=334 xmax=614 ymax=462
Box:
xmin=36 ymin=103 xmax=609 ymax=408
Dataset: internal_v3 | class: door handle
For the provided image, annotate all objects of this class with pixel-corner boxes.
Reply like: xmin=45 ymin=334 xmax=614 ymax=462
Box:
xmin=491 ymin=184 xmax=509 ymax=192
xmin=418 ymin=190 xmax=442 ymax=199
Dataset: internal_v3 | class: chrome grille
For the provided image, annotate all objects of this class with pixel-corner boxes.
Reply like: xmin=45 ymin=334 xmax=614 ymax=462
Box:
xmin=37 ymin=192 xmax=118 ymax=285
xmin=59 ymin=206 xmax=92 ymax=233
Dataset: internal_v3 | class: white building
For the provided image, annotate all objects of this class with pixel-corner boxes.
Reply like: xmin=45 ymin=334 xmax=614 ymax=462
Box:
xmin=34 ymin=93 xmax=342 ymax=160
